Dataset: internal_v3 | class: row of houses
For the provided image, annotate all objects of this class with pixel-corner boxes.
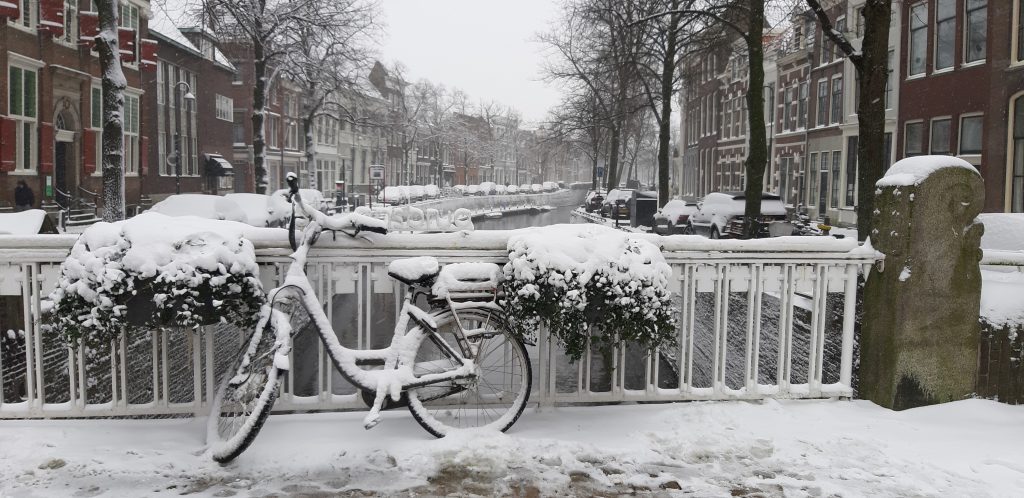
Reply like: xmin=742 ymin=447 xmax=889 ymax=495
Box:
xmin=676 ymin=0 xmax=1023 ymax=224
xmin=0 ymin=0 xmax=566 ymax=214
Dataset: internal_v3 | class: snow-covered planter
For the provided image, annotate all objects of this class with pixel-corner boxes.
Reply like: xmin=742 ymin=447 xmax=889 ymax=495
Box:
xmin=46 ymin=213 xmax=265 ymax=349
xmin=502 ymin=225 xmax=676 ymax=361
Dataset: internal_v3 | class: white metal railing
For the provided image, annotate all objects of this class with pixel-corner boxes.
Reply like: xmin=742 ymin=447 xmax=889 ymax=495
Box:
xmin=0 ymin=232 xmax=878 ymax=418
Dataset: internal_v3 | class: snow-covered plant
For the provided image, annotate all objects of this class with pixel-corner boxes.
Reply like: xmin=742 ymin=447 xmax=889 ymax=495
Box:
xmin=46 ymin=213 xmax=265 ymax=349
xmin=502 ymin=225 xmax=676 ymax=361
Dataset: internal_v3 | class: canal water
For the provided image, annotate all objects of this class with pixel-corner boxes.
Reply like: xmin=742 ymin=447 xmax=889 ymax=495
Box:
xmin=472 ymin=205 xmax=578 ymax=231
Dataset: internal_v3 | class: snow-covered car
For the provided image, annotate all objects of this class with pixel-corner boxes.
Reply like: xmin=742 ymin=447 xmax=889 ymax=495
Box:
xmin=479 ymin=182 xmax=497 ymax=195
xmin=423 ymin=185 xmax=440 ymax=198
xmin=151 ymin=194 xmax=248 ymax=223
xmin=495 ymin=184 xmax=507 ymax=195
xmin=506 ymin=185 xmax=519 ymax=194
xmin=584 ymin=190 xmax=604 ymax=212
xmin=466 ymin=184 xmax=481 ymax=196
xmin=689 ymin=192 xmax=787 ymax=239
xmin=519 ymin=184 xmax=532 ymax=193
xmin=530 ymin=184 xmax=543 ymax=193
xmin=452 ymin=185 xmax=467 ymax=196
xmin=408 ymin=185 xmax=425 ymax=201
xmin=225 ymin=193 xmax=273 ymax=227
xmin=652 ymin=200 xmax=699 ymax=235
xmin=377 ymin=186 xmax=408 ymax=205
xmin=600 ymin=189 xmax=634 ymax=219
xmin=542 ymin=181 xmax=558 ymax=192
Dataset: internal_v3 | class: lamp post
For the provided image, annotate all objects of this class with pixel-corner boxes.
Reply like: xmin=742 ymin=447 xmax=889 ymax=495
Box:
xmin=172 ymin=81 xmax=196 ymax=195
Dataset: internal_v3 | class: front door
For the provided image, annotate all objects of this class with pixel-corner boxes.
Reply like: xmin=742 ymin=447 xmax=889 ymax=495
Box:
xmin=55 ymin=142 xmax=68 ymax=208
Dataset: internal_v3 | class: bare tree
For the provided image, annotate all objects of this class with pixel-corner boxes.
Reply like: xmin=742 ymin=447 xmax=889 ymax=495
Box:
xmin=210 ymin=0 xmax=366 ymax=193
xmin=280 ymin=0 xmax=379 ymax=191
xmin=806 ymin=0 xmax=892 ymax=241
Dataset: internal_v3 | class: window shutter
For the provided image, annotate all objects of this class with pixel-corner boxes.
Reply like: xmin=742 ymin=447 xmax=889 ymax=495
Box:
xmin=118 ymin=27 xmax=136 ymax=63
xmin=82 ymin=129 xmax=97 ymax=175
xmin=0 ymin=117 xmax=16 ymax=172
xmin=140 ymin=38 xmax=158 ymax=71
xmin=39 ymin=123 xmax=54 ymax=174
xmin=79 ymin=11 xmax=99 ymax=46
xmin=37 ymin=0 xmax=65 ymax=37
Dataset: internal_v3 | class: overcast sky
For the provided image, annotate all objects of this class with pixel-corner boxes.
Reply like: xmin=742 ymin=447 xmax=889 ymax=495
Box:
xmin=380 ymin=0 xmax=562 ymax=124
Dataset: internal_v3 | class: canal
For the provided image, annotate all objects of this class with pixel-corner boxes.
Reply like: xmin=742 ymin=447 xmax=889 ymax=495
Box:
xmin=472 ymin=205 xmax=578 ymax=230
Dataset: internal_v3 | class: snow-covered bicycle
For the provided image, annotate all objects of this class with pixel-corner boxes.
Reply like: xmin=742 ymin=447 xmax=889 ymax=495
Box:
xmin=206 ymin=173 xmax=532 ymax=463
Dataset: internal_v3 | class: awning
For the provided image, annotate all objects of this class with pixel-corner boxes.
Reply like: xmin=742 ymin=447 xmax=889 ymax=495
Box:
xmin=205 ymin=154 xmax=234 ymax=176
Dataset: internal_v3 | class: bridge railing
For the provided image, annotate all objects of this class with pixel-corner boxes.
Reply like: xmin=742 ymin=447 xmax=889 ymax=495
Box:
xmin=0 ymin=232 xmax=878 ymax=418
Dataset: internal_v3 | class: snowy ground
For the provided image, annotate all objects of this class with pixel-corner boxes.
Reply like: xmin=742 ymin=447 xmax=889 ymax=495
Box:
xmin=1 ymin=399 xmax=1021 ymax=497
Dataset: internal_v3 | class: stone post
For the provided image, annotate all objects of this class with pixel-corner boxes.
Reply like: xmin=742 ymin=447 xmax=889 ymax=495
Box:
xmin=860 ymin=158 xmax=984 ymax=410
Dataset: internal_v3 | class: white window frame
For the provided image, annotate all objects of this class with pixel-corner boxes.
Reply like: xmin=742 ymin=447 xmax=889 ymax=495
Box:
xmin=216 ymin=94 xmax=233 ymax=121
xmin=123 ymin=92 xmax=141 ymax=176
xmin=933 ymin=0 xmax=956 ymax=72
xmin=904 ymin=120 xmax=925 ymax=157
xmin=929 ymin=116 xmax=952 ymax=155
xmin=8 ymin=56 xmax=43 ymax=174
xmin=90 ymin=83 xmax=103 ymax=176
xmin=958 ymin=113 xmax=984 ymax=156
xmin=8 ymin=0 xmax=36 ymax=33
xmin=963 ymin=0 xmax=987 ymax=66
xmin=55 ymin=0 xmax=78 ymax=47
xmin=908 ymin=2 xmax=928 ymax=78
xmin=119 ymin=1 xmax=140 ymax=68
xmin=1007 ymin=91 xmax=1024 ymax=212
xmin=1013 ymin=0 xmax=1024 ymax=66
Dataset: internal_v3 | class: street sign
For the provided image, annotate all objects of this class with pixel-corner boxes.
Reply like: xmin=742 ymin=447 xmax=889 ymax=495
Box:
xmin=369 ymin=165 xmax=385 ymax=180
xmin=597 ymin=166 xmax=604 ymax=178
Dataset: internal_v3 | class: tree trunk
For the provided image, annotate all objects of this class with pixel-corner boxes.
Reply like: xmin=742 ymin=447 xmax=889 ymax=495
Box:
xmin=742 ymin=0 xmax=768 ymax=239
xmin=657 ymin=7 xmax=681 ymax=208
xmin=303 ymin=115 xmax=315 ymax=191
xmin=95 ymin=0 xmax=126 ymax=221
xmin=251 ymin=32 xmax=268 ymax=194
xmin=856 ymin=1 xmax=892 ymax=242
xmin=607 ymin=125 xmax=621 ymax=190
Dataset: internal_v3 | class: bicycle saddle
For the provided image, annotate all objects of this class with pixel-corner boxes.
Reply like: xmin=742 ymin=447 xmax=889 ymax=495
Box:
xmin=387 ymin=256 xmax=440 ymax=286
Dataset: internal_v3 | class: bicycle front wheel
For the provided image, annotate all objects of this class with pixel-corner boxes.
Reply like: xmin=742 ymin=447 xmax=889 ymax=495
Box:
xmin=406 ymin=308 xmax=532 ymax=437
xmin=207 ymin=287 xmax=306 ymax=463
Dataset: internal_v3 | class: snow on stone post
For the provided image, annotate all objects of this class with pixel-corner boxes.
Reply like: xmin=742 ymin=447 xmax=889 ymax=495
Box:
xmin=860 ymin=156 xmax=984 ymax=410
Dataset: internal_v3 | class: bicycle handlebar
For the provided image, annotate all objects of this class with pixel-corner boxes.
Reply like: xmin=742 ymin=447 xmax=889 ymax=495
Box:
xmin=285 ymin=172 xmax=387 ymax=251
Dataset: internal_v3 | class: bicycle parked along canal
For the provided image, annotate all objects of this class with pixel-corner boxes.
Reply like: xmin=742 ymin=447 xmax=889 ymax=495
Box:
xmin=207 ymin=172 xmax=532 ymax=463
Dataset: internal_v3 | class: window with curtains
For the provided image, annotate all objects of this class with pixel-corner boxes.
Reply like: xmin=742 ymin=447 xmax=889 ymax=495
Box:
xmin=845 ymin=137 xmax=858 ymax=207
xmin=59 ymin=0 xmax=77 ymax=45
xmin=8 ymin=65 xmax=38 ymax=171
xmin=123 ymin=94 xmax=140 ymax=175
xmin=830 ymin=151 xmax=841 ymax=209
xmin=119 ymin=2 xmax=139 ymax=65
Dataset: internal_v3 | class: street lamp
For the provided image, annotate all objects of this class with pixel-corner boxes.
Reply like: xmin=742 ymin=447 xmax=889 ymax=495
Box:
xmin=171 ymin=81 xmax=196 ymax=194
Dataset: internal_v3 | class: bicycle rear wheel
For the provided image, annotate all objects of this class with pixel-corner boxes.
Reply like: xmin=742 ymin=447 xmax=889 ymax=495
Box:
xmin=207 ymin=287 xmax=305 ymax=463
xmin=406 ymin=308 xmax=532 ymax=437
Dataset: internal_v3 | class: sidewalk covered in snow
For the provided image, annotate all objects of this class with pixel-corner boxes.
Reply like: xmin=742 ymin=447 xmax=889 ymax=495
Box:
xmin=0 ymin=399 xmax=1020 ymax=497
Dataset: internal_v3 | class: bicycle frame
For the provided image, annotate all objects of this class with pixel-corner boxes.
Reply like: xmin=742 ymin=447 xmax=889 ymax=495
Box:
xmin=263 ymin=186 xmax=485 ymax=427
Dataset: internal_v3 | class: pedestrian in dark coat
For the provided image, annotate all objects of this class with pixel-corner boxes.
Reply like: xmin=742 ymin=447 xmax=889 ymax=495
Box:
xmin=14 ymin=180 xmax=34 ymax=211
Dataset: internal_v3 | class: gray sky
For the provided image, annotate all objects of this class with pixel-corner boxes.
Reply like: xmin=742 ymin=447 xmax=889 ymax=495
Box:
xmin=380 ymin=0 xmax=562 ymax=124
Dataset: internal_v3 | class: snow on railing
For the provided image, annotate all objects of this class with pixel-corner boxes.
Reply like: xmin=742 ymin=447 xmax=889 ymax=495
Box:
xmin=0 ymin=232 xmax=878 ymax=418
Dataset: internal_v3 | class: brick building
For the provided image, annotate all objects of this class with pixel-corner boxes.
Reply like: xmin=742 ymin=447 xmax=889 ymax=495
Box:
xmin=145 ymin=3 xmax=237 ymax=200
xmin=1 ymin=0 xmax=151 ymax=212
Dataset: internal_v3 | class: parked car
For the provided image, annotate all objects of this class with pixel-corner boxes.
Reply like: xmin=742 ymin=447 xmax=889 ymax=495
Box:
xmin=652 ymin=200 xmax=699 ymax=234
xmin=688 ymin=192 xmax=787 ymax=239
xmin=542 ymin=181 xmax=558 ymax=192
xmin=408 ymin=185 xmax=425 ymax=201
xmin=584 ymin=191 xmax=604 ymax=212
xmin=495 ymin=184 xmax=507 ymax=195
xmin=506 ymin=185 xmax=520 ymax=194
xmin=152 ymin=194 xmax=248 ymax=223
xmin=600 ymin=189 xmax=634 ymax=219
xmin=519 ymin=184 xmax=532 ymax=193
xmin=377 ymin=186 xmax=408 ymax=205
xmin=530 ymin=184 xmax=543 ymax=193
xmin=466 ymin=184 xmax=481 ymax=196
xmin=423 ymin=184 xmax=440 ymax=198
xmin=479 ymin=182 xmax=497 ymax=195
